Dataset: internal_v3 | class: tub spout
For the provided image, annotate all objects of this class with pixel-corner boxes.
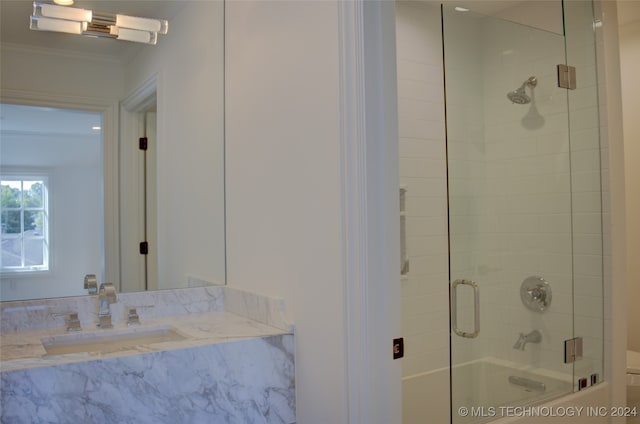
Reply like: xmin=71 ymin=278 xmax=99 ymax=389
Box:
xmin=513 ymin=330 xmax=541 ymax=351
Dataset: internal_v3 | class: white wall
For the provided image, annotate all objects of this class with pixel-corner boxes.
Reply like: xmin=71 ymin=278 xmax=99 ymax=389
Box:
xmin=123 ymin=1 xmax=225 ymax=290
xmin=618 ymin=10 xmax=640 ymax=352
xmin=226 ymin=1 xmax=403 ymax=422
xmin=225 ymin=2 xmax=347 ymax=422
xmin=0 ymin=45 xmax=124 ymax=101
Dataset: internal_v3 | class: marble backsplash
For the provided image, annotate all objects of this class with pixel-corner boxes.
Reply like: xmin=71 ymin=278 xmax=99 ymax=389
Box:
xmin=224 ymin=287 xmax=293 ymax=332
xmin=1 ymin=285 xmax=292 ymax=333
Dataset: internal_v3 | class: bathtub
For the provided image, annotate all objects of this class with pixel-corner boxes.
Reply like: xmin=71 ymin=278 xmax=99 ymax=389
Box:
xmin=403 ymin=358 xmax=574 ymax=424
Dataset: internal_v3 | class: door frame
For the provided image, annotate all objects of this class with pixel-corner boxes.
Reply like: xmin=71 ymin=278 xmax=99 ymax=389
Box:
xmin=338 ymin=1 xmax=402 ymax=422
xmin=119 ymin=76 xmax=158 ymax=293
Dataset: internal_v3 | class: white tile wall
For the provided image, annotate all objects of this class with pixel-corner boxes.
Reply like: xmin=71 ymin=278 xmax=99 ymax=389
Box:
xmin=396 ymin=1 xmax=449 ymax=379
xmin=444 ymin=3 xmax=604 ymax=382
xmin=397 ymin=0 xmax=604 ymax=402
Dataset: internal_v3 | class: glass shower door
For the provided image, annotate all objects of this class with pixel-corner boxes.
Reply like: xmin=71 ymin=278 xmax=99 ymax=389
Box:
xmin=443 ymin=5 xmax=576 ymax=422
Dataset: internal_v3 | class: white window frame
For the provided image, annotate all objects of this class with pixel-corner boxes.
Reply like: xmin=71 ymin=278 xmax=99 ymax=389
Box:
xmin=1 ymin=170 xmax=51 ymax=275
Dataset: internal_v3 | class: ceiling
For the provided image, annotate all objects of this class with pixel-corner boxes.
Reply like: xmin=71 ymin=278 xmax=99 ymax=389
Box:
xmin=0 ymin=104 xmax=102 ymax=168
xmin=0 ymin=103 xmax=102 ymax=136
xmin=618 ymin=0 xmax=640 ymax=27
xmin=0 ymin=0 xmax=184 ymax=60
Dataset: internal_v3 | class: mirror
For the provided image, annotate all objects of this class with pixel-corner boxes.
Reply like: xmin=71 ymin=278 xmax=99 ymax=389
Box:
xmin=0 ymin=0 xmax=225 ymax=301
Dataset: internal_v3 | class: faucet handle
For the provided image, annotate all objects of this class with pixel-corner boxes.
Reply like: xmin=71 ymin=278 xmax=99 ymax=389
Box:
xmin=127 ymin=308 xmax=140 ymax=326
xmin=84 ymin=274 xmax=98 ymax=294
xmin=66 ymin=313 xmax=82 ymax=332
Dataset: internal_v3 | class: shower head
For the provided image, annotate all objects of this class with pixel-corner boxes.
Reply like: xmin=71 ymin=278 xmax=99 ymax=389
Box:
xmin=507 ymin=88 xmax=531 ymax=104
xmin=507 ymin=76 xmax=537 ymax=105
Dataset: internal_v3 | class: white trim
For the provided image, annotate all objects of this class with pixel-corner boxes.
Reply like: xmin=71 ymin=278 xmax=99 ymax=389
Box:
xmin=338 ymin=1 xmax=401 ymax=422
xmin=1 ymin=88 xmax=120 ymax=285
xmin=338 ymin=1 xmax=367 ymax=421
xmin=594 ymin=0 xmax=628 ymax=418
xmin=121 ymin=76 xmax=158 ymax=113
xmin=119 ymin=76 xmax=158 ymax=294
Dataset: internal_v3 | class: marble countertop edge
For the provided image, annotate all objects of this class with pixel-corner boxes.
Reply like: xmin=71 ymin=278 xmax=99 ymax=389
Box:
xmin=1 ymin=310 xmax=291 ymax=373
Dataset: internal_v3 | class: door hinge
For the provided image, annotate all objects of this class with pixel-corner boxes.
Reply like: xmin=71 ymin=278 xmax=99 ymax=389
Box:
xmin=139 ymin=137 xmax=148 ymax=151
xmin=564 ymin=337 xmax=583 ymax=363
xmin=139 ymin=241 xmax=149 ymax=255
xmin=557 ymin=64 xmax=577 ymax=90
xmin=393 ymin=337 xmax=404 ymax=360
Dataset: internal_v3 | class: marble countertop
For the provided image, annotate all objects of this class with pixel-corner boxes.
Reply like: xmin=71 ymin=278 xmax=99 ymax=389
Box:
xmin=0 ymin=310 xmax=290 ymax=373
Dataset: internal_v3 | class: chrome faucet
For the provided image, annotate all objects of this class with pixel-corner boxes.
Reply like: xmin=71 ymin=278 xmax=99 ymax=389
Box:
xmin=513 ymin=330 xmax=542 ymax=350
xmin=97 ymin=282 xmax=117 ymax=328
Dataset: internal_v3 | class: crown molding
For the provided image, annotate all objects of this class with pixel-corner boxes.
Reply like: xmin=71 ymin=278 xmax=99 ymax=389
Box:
xmin=1 ymin=41 xmax=125 ymax=65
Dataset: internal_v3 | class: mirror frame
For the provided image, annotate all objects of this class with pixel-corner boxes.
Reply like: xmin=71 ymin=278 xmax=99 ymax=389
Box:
xmin=1 ymin=88 xmax=120 ymax=287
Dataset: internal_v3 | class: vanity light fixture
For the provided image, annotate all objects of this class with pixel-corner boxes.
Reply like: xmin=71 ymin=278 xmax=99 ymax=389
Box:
xmin=29 ymin=2 xmax=168 ymax=45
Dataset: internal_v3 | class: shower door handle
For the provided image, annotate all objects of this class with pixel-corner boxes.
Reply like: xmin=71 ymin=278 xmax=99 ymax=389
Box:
xmin=451 ymin=279 xmax=480 ymax=338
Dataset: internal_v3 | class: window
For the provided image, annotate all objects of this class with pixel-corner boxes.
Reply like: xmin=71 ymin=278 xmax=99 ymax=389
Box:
xmin=1 ymin=175 xmax=49 ymax=273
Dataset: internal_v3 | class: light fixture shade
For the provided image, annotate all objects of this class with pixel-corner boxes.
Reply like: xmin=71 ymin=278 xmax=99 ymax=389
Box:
xmin=30 ymin=16 xmax=83 ymax=34
xmin=110 ymin=26 xmax=157 ymax=45
xmin=33 ymin=2 xmax=91 ymax=22
xmin=29 ymin=2 xmax=167 ymax=45
xmin=116 ymin=14 xmax=168 ymax=34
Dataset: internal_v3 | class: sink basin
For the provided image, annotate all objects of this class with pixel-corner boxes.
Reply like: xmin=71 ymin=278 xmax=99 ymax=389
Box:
xmin=41 ymin=325 xmax=187 ymax=356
